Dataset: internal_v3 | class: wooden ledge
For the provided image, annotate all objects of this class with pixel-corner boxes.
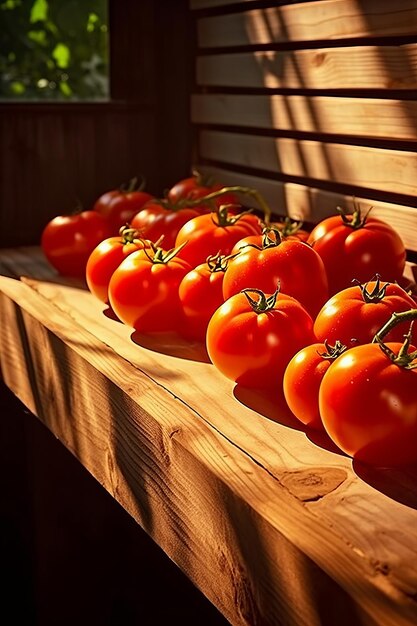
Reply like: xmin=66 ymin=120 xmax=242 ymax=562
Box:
xmin=1 ymin=247 xmax=417 ymax=626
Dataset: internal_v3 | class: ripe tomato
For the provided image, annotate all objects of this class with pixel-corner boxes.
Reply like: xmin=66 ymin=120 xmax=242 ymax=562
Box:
xmin=206 ymin=287 xmax=315 ymax=388
xmin=108 ymin=243 xmax=192 ymax=332
xmin=319 ymin=339 xmax=417 ymax=467
xmin=283 ymin=341 xmax=347 ymax=430
xmin=314 ymin=276 xmax=417 ymax=348
xmin=93 ymin=176 xmax=154 ymax=234
xmin=130 ymin=199 xmax=205 ymax=250
xmin=223 ymin=228 xmax=329 ymax=318
xmin=167 ymin=170 xmax=238 ymax=207
xmin=178 ymin=253 xmax=231 ymax=342
xmin=85 ymin=226 xmax=153 ymax=304
xmin=175 ymin=206 xmax=262 ymax=267
xmin=41 ymin=210 xmax=112 ymax=278
xmin=307 ymin=204 xmax=406 ymax=295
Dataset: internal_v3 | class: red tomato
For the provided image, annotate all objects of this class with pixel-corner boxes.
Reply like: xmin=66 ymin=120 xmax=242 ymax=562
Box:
xmin=167 ymin=170 xmax=238 ymax=207
xmin=319 ymin=340 xmax=417 ymax=467
xmin=130 ymin=200 xmax=204 ymax=250
xmin=224 ymin=228 xmax=329 ymax=318
xmin=175 ymin=206 xmax=262 ymax=267
xmin=314 ymin=276 xmax=417 ymax=348
xmin=307 ymin=205 xmax=406 ymax=295
xmin=93 ymin=176 xmax=154 ymax=234
xmin=41 ymin=210 xmax=112 ymax=278
xmin=178 ymin=253 xmax=231 ymax=342
xmin=85 ymin=226 xmax=153 ymax=304
xmin=108 ymin=243 xmax=192 ymax=332
xmin=283 ymin=341 xmax=347 ymax=430
xmin=206 ymin=287 xmax=315 ymax=389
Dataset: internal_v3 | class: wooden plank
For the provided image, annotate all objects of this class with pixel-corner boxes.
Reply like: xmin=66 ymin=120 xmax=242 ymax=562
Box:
xmin=196 ymin=165 xmax=417 ymax=252
xmin=1 ymin=247 xmax=417 ymax=626
xmin=199 ymin=130 xmax=417 ymax=197
xmin=191 ymin=94 xmax=417 ymax=140
xmin=197 ymin=0 xmax=417 ymax=48
xmin=197 ymin=44 xmax=417 ymax=89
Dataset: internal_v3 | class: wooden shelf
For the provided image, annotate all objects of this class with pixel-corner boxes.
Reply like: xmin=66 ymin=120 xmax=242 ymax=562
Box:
xmin=1 ymin=246 xmax=417 ymax=626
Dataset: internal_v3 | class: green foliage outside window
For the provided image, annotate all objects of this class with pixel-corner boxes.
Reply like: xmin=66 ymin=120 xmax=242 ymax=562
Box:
xmin=0 ymin=0 xmax=109 ymax=100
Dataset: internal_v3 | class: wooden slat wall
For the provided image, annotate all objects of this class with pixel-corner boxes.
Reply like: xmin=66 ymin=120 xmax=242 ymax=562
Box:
xmin=190 ymin=0 xmax=417 ymax=258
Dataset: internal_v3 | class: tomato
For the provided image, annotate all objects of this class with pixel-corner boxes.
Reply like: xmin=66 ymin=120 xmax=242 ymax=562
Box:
xmin=307 ymin=204 xmax=406 ymax=295
xmin=41 ymin=210 xmax=112 ymax=278
xmin=167 ymin=170 xmax=238 ymax=207
xmin=93 ymin=176 xmax=154 ymax=234
xmin=314 ymin=276 xmax=417 ymax=348
xmin=283 ymin=341 xmax=347 ymax=430
xmin=206 ymin=286 xmax=315 ymax=389
xmin=223 ymin=228 xmax=329 ymax=318
xmin=319 ymin=338 xmax=417 ymax=467
xmin=85 ymin=226 xmax=153 ymax=304
xmin=108 ymin=243 xmax=192 ymax=332
xmin=178 ymin=253 xmax=231 ymax=342
xmin=175 ymin=206 xmax=262 ymax=267
xmin=130 ymin=200 xmax=205 ymax=250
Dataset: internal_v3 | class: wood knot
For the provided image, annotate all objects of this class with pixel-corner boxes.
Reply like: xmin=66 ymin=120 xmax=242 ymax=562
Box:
xmin=313 ymin=52 xmax=326 ymax=67
xmin=280 ymin=467 xmax=348 ymax=502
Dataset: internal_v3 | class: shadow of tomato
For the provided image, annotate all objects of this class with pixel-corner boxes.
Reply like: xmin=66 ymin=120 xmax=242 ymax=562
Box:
xmin=130 ymin=330 xmax=211 ymax=364
xmin=233 ymin=384 xmax=306 ymax=431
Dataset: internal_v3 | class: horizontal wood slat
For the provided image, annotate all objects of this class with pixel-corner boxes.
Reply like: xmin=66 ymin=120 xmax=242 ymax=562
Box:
xmin=197 ymin=44 xmax=417 ymax=90
xmin=197 ymin=164 xmax=417 ymax=252
xmin=191 ymin=94 xmax=417 ymax=140
xmin=199 ymin=130 xmax=417 ymax=197
xmin=197 ymin=0 xmax=417 ymax=48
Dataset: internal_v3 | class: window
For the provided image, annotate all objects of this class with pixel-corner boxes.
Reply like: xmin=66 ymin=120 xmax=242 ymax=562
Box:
xmin=0 ymin=0 xmax=109 ymax=100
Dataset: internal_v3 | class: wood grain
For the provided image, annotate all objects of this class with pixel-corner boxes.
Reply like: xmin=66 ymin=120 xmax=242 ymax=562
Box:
xmin=196 ymin=44 xmax=417 ymax=90
xmin=196 ymin=165 xmax=417 ymax=252
xmin=199 ymin=130 xmax=417 ymax=196
xmin=197 ymin=0 xmax=417 ymax=48
xmin=1 ymin=247 xmax=417 ymax=625
xmin=192 ymin=94 xmax=417 ymax=140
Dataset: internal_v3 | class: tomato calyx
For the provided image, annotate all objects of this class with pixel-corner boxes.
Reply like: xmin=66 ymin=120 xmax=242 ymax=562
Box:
xmin=143 ymin=240 xmax=188 ymax=264
xmin=119 ymin=175 xmax=146 ymax=193
xmin=317 ymin=339 xmax=348 ymax=360
xmin=206 ymin=251 xmax=236 ymax=273
xmin=337 ymin=201 xmax=373 ymax=230
xmin=211 ymin=204 xmax=253 ymax=227
xmin=242 ymin=285 xmax=280 ymax=313
xmin=118 ymin=224 xmax=143 ymax=244
xmin=274 ymin=216 xmax=305 ymax=238
xmin=353 ymin=273 xmax=389 ymax=303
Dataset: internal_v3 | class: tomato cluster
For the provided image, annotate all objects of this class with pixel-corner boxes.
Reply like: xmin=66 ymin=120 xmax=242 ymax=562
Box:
xmin=40 ymin=175 xmax=417 ymax=468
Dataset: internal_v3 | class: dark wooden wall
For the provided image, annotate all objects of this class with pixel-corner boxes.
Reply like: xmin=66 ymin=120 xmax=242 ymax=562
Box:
xmin=0 ymin=0 xmax=194 ymax=248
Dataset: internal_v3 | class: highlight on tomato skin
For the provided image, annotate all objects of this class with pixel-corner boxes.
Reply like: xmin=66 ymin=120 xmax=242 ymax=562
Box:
xmin=41 ymin=210 xmax=112 ymax=279
xmin=283 ymin=340 xmax=347 ymax=431
xmin=307 ymin=204 xmax=407 ymax=296
xmin=313 ymin=276 xmax=417 ymax=348
xmin=85 ymin=226 xmax=153 ymax=304
xmin=178 ymin=252 xmax=230 ymax=343
xmin=107 ymin=244 xmax=193 ymax=333
xmin=206 ymin=286 xmax=315 ymax=389
xmin=318 ymin=341 xmax=417 ymax=468
xmin=93 ymin=176 xmax=155 ymax=234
